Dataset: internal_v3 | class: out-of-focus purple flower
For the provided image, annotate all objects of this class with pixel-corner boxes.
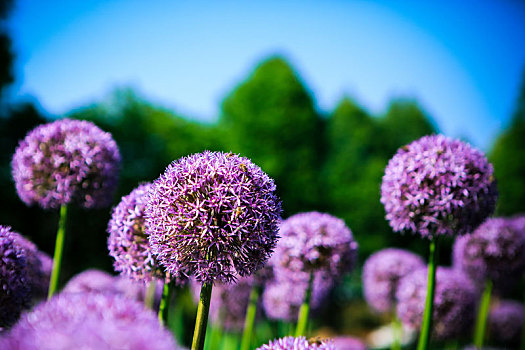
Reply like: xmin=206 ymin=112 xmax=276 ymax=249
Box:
xmin=396 ymin=267 xmax=477 ymax=340
xmin=272 ymin=211 xmax=358 ymax=281
xmin=363 ymin=248 xmax=424 ymax=313
xmin=262 ymin=272 xmax=333 ymax=322
xmin=0 ymin=226 xmax=30 ymax=329
xmin=332 ymin=336 xmax=367 ymax=350
xmin=11 ymin=119 xmax=121 ymax=209
xmin=108 ymin=183 xmax=170 ymax=283
xmin=381 ymin=134 xmax=497 ymax=238
xmin=190 ymin=275 xmax=254 ymax=331
xmin=0 ymin=292 xmax=182 ymax=350
xmin=145 ymin=151 xmax=282 ymax=284
xmin=488 ymin=300 xmax=523 ymax=346
xmin=453 ymin=217 xmax=525 ymax=286
xmin=256 ymin=336 xmax=335 ymax=350
xmin=8 ymin=229 xmax=52 ymax=302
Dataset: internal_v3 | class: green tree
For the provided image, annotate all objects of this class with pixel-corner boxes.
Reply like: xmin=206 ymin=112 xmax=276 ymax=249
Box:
xmin=219 ymin=57 xmax=324 ymax=215
xmin=489 ymin=69 xmax=525 ymax=215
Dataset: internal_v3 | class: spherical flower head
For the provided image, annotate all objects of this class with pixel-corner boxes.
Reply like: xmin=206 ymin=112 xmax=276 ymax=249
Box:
xmin=108 ymin=183 xmax=170 ymax=283
xmin=272 ymin=211 xmax=358 ymax=280
xmin=262 ymin=272 xmax=333 ymax=321
xmin=381 ymin=134 xmax=497 ymax=238
xmin=0 ymin=292 xmax=182 ymax=350
xmin=488 ymin=300 xmax=523 ymax=346
xmin=256 ymin=336 xmax=335 ymax=350
xmin=332 ymin=336 xmax=367 ymax=350
xmin=396 ymin=267 xmax=477 ymax=340
xmin=0 ymin=226 xmax=31 ymax=328
xmin=11 ymin=118 xmax=121 ymax=209
xmin=190 ymin=275 xmax=254 ymax=331
xmin=453 ymin=217 xmax=525 ymax=286
xmin=145 ymin=151 xmax=282 ymax=284
xmin=363 ymin=248 xmax=424 ymax=313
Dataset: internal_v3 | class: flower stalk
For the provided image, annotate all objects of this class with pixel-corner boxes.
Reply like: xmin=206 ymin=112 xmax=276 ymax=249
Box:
xmin=158 ymin=280 xmax=173 ymax=326
xmin=295 ymin=271 xmax=314 ymax=337
xmin=192 ymin=282 xmax=213 ymax=350
xmin=417 ymin=237 xmax=438 ymax=350
xmin=48 ymin=204 xmax=67 ymax=299
xmin=474 ymin=279 xmax=493 ymax=348
xmin=241 ymin=283 xmax=261 ymax=350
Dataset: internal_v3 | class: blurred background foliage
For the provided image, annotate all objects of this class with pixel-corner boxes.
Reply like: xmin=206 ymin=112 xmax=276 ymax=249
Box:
xmin=1 ymin=0 xmax=525 ymax=339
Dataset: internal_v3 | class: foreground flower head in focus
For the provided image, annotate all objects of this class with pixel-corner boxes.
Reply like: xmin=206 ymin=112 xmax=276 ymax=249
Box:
xmin=272 ymin=211 xmax=358 ymax=280
xmin=145 ymin=151 xmax=282 ymax=284
xmin=256 ymin=336 xmax=335 ymax=350
xmin=108 ymin=183 xmax=169 ymax=283
xmin=396 ymin=267 xmax=477 ymax=340
xmin=0 ymin=292 xmax=182 ymax=350
xmin=363 ymin=248 xmax=424 ymax=313
xmin=11 ymin=118 xmax=121 ymax=209
xmin=453 ymin=217 xmax=525 ymax=286
xmin=488 ymin=299 xmax=524 ymax=346
xmin=0 ymin=226 xmax=30 ymax=329
xmin=381 ymin=134 xmax=497 ymax=238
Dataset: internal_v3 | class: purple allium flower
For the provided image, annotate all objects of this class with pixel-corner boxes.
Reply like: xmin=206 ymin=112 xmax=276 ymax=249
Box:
xmin=11 ymin=118 xmax=121 ymax=209
xmin=381 ymin=134 xmax=497 ymax=238
xmin=488 ymin=300 xmax=523 ymax=346
xmin=0 ymin=292 xmax=182 ymax=350
xmin=396 ymin=267 xmax=477 ymax=340
xmin=453 ymin=217 xmax=525 ymax=286
xmin=108 ymin=183 xmax=169 ymax=283
xmin=190 ymin=275 xmax=255 ymax=331
xmin=262 ymin=272 xmax=333 ymax=321
xmin=272 ymin=211 xmax=358 ymax=281
xmin=145 ymin=151 xmax=282 ymax=284
xmin=0 ymin=226 xmax=30 ymax=329
xmin=256 ymin=336 xmax=335 ymax=350
xmin=332 ymin=336 xmax=367 ymax=350
xmin=363 ymin=248 xmax=425 ymax=313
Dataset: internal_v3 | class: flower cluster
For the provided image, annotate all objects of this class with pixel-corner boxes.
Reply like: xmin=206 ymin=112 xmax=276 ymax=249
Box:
xmin=453 ymin=217 xmax=525 ymax=286
xmin=0 ymin=292 xmax=181 ymax=349
xmin=488 ymin=300 xmax=523 ymax=345
xmin=108 ymin=183 xmax=167 ymax=283
xmin=11 ymin=119 xmax=121 ymax=209
xmin=396 ymin=267 xmax=477 ymax=340
xmin=145 ymin=151 xmax=282 ymax=284
xmin=381 ymin=134 xmax=497 ymax=238
xmin=272 ymin=211 xmax=358 ymax=280
xmin=362 ymin=248 xmax=424 ymax=313
xmin=256 ymin=336 xmax=335 ymax=350
xmin=0 ymin=226 xmax=30 ymax=329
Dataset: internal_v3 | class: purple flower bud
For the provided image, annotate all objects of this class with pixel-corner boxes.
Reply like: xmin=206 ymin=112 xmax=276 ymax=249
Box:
xmin=453 ymin=217 xmax=525 ymax=286
xmin=0 ymin=226 xmax=31 ymax=329
xmin=145 ymin=151 xmax=282 ymax=284
xmin=363 ymin=248 xmax=424 ymax=313
xmin=11 ymin=119 xmax=121 ymax=209
xmin=396 ymin=267 xmax=477 ymax=340
xmin=381 ymin=134 xmax=497 ymax=238
xmin=256 ymin=336 xmax=336 ymax=350
xmin=488 ymin=300 xmax=523 ymax=346
xmin=0 ymin=292 xmax=182 ymax=349
xmin=108 ymin=183 xmax=170 ymax=283
xmin=272 ymin=211 xmax=358 ymax=281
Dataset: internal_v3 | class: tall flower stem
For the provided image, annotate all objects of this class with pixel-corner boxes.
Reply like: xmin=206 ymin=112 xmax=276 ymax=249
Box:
xmin=474 ymin=279 xmax=493 ymax=348
xmin=192 ymin=282 xmax=213 ymax=350
xmin=392 ymin=313 xmax=403 ymax=350
xmin=48 ymin=204 xmax=68 ymax=299
xmin=241 ymin=283 xmax=261 ymax=350
xmin=417 ymin=237 xmax=439 ymax=350
xmin=145 ymin=280 xmax=157 ymax=310
xmin=158 ymin=281 xmax=173 ymax=326
xmin=295 ymin=271 xmax=314 ymax=337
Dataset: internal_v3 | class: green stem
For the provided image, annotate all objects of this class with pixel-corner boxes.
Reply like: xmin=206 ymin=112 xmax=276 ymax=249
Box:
xmin=158 ymin=281 xmax=173 ymax=326
xmin=295 ymin=271 xmax=314 ymax=337
xmin=145 ymin=280 xmax=157 ymax=310
xmin=241 ymin=283 xmax=261 ymax=350
xmin=417 ymin=238 xmax=439 ymax=350
xmin=392 ymin=313 xmax=403 ymax=350
xmin=207 ymin=323 xmax=222 ymax=350
xmin=191 ymin=282 xmax=213 ymax=350
xmin=48 ymin=204 xmax=68 ymax=299
xmin=474 ymin=279 xmax=493 ymax=348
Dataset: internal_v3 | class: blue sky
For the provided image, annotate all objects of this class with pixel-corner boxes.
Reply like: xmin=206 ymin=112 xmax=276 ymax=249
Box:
xmin=6 ymin=0 xmax=525 ymax=150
